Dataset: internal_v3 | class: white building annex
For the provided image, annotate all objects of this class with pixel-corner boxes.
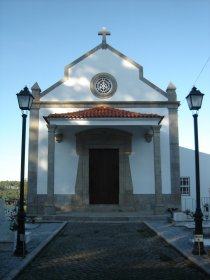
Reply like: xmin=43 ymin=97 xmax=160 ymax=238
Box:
xmin=180 ymin=147 xmax=210 ymax=213
xmin=27 ymin=28 xmax=181 ymax=216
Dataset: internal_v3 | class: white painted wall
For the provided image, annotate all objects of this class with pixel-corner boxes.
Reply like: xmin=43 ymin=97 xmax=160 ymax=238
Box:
xmin=54 ymin=129 xmax=78 ymax=194
xmin=37 ymin=108 xmax=81 ymax=194
xmin=180 ymin=147 xmax=210 ymax=211
xmin=124 ymin=111 xmax=170 ymax=195
xmin=41 ymin=49 xmax=167 ymax=102
xmin=129 ymin=128 xmax=155 ymax=194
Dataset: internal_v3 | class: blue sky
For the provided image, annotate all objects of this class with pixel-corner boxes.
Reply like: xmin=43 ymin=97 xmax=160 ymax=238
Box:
xmin=0 ymin=0 xmax=210 ymax=180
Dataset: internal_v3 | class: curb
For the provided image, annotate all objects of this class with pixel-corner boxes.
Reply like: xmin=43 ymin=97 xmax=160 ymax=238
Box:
xmin=2 ymin=222 xmax=67 ymax=280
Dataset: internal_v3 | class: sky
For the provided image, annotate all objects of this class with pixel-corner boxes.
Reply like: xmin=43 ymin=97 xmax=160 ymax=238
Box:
xmin=0 ymin=0 xmax=210 ymax=181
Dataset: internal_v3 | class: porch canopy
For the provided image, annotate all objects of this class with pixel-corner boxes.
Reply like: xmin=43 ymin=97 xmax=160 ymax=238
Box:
xmin=43 ymin=106 xmax=164 ymax=127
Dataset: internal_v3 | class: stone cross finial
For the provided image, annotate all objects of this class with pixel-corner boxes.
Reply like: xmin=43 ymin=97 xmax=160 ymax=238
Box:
xmin=98 ymin=27 xmax=110 ymax=49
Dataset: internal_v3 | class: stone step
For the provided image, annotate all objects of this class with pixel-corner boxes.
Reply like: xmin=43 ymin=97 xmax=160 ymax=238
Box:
xmin=40 ymin=213 xmax=168 ymax=222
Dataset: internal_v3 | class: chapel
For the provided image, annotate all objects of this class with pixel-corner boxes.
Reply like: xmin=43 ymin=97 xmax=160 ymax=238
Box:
xmin=27 ymin=28 xmax=181 ymax=216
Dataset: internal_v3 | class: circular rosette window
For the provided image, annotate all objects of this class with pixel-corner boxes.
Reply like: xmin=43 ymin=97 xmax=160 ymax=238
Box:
xmin=90 ymin=73 xmax=117 ymax=99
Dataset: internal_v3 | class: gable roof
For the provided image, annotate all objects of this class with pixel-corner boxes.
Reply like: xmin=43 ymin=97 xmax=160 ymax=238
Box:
xmin=44 ymin=106 xmax=164 ymax=124
xmin=40 ymin=43 xmax=168 ymax=99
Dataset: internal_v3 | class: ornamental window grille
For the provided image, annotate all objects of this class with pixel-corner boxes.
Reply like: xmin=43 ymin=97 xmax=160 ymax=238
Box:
xmin=90 ymin=73 xmax=117 ymax=99
xmin=96 ymin=77 xmax=112 ymax=94
xmin=180 ymin=177 xmax=190 ymax=196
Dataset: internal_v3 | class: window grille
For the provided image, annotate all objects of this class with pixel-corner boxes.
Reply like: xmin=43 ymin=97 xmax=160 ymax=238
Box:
xmin=180 ymin=177 xmax=190 ymax=195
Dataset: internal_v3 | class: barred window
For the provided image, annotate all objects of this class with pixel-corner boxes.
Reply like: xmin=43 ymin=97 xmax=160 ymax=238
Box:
xmin=180 ymin=177 xmax=190 ymax=195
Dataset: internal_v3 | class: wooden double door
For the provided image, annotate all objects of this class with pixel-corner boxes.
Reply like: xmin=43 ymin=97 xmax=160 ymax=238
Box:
xmin=89 ymin=149 xmax=119 ymax=204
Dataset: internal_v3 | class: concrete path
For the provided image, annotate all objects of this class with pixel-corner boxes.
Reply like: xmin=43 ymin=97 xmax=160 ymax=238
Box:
xmin=0 ymin=222 xmax=66 ymax=280
xmin=1 ymin=220 xmax=209 ymax=280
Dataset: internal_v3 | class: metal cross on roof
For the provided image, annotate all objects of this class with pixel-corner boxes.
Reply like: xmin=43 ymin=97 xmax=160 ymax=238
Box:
xmin=98 ymin=27 xmax=110 ymax=49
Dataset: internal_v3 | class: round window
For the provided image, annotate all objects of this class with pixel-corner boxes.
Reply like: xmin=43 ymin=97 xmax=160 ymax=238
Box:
xmin=90 ymin=73 xmax=117 ymax=99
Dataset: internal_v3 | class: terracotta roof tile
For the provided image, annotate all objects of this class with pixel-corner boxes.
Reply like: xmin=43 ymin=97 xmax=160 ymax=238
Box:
xmin=44 ymin=106 xmax=164 ymax=122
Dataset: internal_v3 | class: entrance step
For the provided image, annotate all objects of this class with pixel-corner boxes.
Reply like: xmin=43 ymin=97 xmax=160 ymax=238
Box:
xmin=40 ymin=212 xmax=168 ymax=222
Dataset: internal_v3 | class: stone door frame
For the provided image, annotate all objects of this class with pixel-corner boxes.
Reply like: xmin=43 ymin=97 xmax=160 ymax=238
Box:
xmin=74 ymin=128 xmax=134 ymax=210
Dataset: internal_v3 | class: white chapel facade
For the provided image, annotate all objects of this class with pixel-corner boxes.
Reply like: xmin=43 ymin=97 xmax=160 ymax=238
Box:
xmin=27 ymin=29 xmax=181 ymax=216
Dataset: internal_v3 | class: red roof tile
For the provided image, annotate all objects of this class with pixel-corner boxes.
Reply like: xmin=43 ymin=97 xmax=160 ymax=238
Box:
xmin=44 ymin=106 xmax=164 ymax=122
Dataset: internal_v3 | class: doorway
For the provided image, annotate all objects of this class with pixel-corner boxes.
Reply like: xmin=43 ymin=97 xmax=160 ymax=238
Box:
xmin=89 ymin=149 xmax=119 ymax=204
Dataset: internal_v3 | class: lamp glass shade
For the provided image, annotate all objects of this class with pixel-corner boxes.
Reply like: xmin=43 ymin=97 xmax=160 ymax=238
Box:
xmin=186 ymin=87 xmax=204 ymax=111
xmin=17 ymin=87 xmax=34 ymax=111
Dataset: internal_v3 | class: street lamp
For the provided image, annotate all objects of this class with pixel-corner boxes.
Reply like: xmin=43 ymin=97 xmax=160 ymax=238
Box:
xmin=186 ymin=86 xmax=205 ymax=255
xmin=14 ymin=86 xmax=34 ymax=257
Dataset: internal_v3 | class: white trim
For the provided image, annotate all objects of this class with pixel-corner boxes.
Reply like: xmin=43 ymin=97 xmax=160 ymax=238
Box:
xmin=47 ymin=118 xmax=162 ymax=126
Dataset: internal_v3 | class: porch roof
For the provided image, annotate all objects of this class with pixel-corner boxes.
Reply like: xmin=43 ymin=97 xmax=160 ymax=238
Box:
xmin=44 ymin=106 xmax=164 ymax=125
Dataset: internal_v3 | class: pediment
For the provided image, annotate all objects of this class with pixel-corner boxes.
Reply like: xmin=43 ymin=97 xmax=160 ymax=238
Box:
xmin=39 ymin=43 xmax=170 ymax=103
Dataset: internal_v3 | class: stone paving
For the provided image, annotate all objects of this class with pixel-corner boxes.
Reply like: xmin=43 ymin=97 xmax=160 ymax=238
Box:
xmin=13 ymin=222 xmax=210 ymax=280
xmin=0 ymin=223 xmax=63 ymax=280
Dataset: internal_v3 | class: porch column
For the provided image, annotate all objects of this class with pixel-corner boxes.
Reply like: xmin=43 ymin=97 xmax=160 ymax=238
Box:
xmin=153 ymin=126 xmax=164 ymax=214
xmin=44 ymin=124 xmax=56 ymax=215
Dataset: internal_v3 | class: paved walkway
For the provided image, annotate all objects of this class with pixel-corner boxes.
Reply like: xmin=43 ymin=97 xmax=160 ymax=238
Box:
xmin=1 ymin=220 xmax=209 ymax=280
xmin=0 ymin=223 xmax=65 ymax=280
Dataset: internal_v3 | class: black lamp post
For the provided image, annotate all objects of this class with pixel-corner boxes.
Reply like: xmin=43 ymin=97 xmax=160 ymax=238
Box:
xmin=186 ymin=86 xmax=205 ymax=255
xmin=14 ymin=86 xmax=34 ymax=257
